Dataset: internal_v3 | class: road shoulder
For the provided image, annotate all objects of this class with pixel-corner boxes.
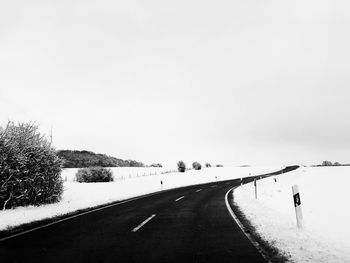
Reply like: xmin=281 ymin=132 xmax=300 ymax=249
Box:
xmin=228 ymin=189 xmax=290 ymax=263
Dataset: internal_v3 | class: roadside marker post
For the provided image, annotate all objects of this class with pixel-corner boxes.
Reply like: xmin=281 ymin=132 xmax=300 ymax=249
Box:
xmin=292 ymin=184 xmax=303 ymax=229
xmin=240 ymin=177 xmax=243 ymax=186
xmin=254 ymin=179 xmax=257 ymax=199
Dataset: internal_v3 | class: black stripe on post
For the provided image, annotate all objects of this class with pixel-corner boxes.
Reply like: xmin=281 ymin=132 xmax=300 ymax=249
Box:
xmin=293 ymin=193 xmax=301 ymax=207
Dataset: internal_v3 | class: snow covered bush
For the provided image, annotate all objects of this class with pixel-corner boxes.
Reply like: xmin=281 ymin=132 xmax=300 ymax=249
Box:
xmin=75 ymin=167 xmax=113 ymax=182
xmin=177 ymin=161 xmax=186 ymax=172
xmin=192 ymin=161 xmax=202 ymax=170
xmin=0 ymin=122 xmax=63 ymax=210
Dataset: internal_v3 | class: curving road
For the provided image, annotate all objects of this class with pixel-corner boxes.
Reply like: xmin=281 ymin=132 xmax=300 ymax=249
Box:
xmin=0 ymin=166 xmax=298 ymax=263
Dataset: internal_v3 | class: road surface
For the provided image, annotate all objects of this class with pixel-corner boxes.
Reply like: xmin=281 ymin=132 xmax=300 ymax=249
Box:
xmin=0 ymin=166 xmax=298 ymax=263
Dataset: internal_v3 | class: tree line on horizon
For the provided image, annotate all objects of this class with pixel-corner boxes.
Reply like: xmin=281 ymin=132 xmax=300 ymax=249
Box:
xmin=57 ymin=150 xmax=146 ymax=168
xmin=315 ymin=160 xmax=350 ymax=167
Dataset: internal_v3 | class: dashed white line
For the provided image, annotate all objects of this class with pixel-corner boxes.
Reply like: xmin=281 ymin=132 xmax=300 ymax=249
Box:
xmin=195 ymin=189 xmax=202 ymax=192
xmin=175 ymin=196 xmax=185 ymax=202
xmin=131 ymin=214 xmax=156 ymax=233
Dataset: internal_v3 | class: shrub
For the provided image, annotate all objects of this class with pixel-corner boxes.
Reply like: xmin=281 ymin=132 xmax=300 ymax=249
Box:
xmin=177 ymin=161 xmax=186 ymax=172
xmin=205 ymin=163 xmax=211 ymax=168
xmin=321 ymin=160 xmax=333 ymax=166
xmin=192 ymin=162 xmax=202 ymax=170
xmin=0 ymin=122 xmax=63 ymax=210
xmin=76 ymin=167 xmax=114 ymax=182
xmin=149 ymin=163 xmax=163 ymax=168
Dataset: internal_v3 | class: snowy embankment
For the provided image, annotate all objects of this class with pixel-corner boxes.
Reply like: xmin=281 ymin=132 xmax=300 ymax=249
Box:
xmin=0 ymin=166 xmax=278 ymax=231
xmin=234 ymin=166 xmax=350 ymax=263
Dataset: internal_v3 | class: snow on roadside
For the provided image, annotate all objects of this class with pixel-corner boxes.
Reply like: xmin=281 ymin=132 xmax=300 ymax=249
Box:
xmin=0 ymin=166 xmax=277 ymax=231
xmin=234 ymin=166 xmax=350 ymax=263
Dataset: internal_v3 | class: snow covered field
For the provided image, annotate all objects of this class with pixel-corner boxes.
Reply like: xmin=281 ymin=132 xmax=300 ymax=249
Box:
xmin=60 ymin=167 xmax=178 ymax=182
xmin=234 ymin=166 xmax=350 ymax=262
xmin=0 ymin=166 xmax=277 ymax=231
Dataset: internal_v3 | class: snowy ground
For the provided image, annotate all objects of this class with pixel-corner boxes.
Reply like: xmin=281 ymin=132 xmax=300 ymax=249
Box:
xmin=234 ymin=166 xmax=350 ymax=263
xmin=0 ymin=166 xmax=278 ymax=231
xmin=60 ymin=167 xmax=179 ymax=182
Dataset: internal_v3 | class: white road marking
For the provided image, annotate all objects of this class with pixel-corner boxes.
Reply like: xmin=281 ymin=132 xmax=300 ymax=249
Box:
xmin=131 ymin=214 xmax=156 ymax=233
xmin=211 ymin=185 xmax=217 ymax=188
xmin=195 ymin=189 xmax=202 ymax=192
xmin=175 ymin=196 xmax=185 ymax=202
xmin=225 ymin=187 xmax=270 ymax=262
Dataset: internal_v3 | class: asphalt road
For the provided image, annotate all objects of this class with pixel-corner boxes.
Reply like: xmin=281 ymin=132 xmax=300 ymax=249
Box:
xmin=0 ymin=167 xmax=298 ymax=263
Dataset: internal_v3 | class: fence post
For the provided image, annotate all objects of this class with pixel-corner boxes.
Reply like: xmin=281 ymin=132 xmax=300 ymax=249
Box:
xmin=292 ymin=184 xmax=303 ymax=228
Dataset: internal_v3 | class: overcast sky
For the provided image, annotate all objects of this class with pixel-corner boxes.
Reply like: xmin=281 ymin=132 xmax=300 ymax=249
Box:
xmin=1 ymin=0 xmax=350 ymax=167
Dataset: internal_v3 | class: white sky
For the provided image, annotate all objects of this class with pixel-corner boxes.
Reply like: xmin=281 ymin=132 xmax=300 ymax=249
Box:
xmin=1 ymin=0 xmax=350 ymax=167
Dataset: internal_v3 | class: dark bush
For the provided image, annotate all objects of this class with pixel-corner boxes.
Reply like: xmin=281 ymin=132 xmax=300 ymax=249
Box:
xmin=205 ymin=163 xmax=211 ymax=168
xmin=0 ymin=122 xmax=63 ymax=210
xmin=177 ymin=161 xmax=186 ymax=172
xmin=149 ymin=163 xmax=163 ymax=168
xmin=76 ymin=167 xmax=114 ymax=182
xmin=321 ymin=160 xmax=333 ymax=166
xmin=192 ymin=162 xmax=202 ymax=170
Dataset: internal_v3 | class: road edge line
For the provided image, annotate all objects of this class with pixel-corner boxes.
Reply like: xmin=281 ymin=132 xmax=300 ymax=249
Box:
xmin=225 ymin=187 xmax=271 ymax=263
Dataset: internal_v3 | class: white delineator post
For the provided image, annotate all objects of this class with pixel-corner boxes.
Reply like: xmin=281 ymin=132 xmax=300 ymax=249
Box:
xmin=254 ymin=178 xmax=257 ymax=199
xmin=292 ymin=184 xmax=303 ymax=228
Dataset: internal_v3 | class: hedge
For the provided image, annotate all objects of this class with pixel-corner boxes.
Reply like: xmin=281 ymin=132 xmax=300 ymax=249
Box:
xmin=0 ymin=122 xmax=63 ymax=210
